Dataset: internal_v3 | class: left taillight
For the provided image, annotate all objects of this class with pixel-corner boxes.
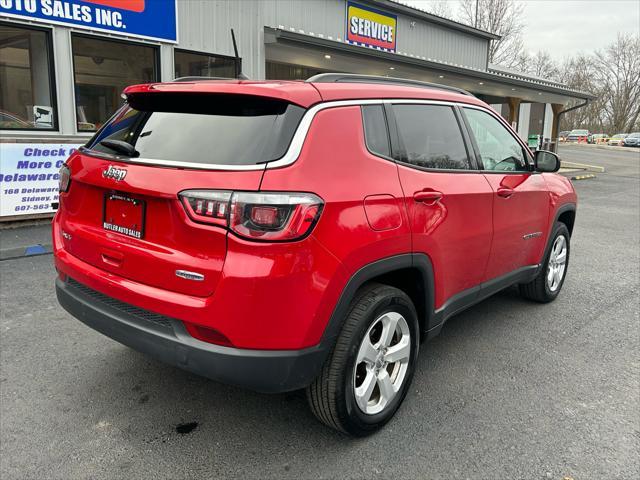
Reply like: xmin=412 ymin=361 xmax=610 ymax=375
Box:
xmin=180 ymin=190 xmax=232 ymax=227
xmin=179 ymin=190 xmax=323 ymax=242
xmin=58 ymin=164 xmax=71 ymax=193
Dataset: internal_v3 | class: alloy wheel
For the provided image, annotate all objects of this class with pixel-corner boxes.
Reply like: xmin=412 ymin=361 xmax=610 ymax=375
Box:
xmin=353 ymin=311 xmax=411 ymax=415
xmin=547 ymin=235 xmax=568 ymax=292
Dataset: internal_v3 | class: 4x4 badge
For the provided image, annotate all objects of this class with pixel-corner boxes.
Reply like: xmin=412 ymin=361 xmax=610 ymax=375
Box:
xmin=103 ymin=165 xmax=127 ymax=181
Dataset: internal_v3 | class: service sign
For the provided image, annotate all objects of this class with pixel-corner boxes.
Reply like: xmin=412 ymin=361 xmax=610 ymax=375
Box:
xmin=346 ymin=1 xmax=397 ymax=52
xmin=0 ymin=143 xmax=81 ymax=217
xmin=0 ymin=0 xmax=177 ymax=43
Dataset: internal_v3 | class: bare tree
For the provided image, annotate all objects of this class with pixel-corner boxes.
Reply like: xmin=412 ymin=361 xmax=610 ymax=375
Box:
xmin=459 ymin=0 xmax=525 ymax=69
xmin=556 ymin=55 xmax=606 ymax=132
xmin=525 ymin=51 xmax=559 ymax=80
xmin=593 ymin=34 xmax=640 ymax=133
xmin=424 ymin=0 xmax=454 ymax=19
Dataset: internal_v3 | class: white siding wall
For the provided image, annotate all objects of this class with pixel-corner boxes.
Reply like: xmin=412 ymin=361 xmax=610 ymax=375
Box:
xmin=176 ymin=0 xmax=490 ymax=79
xmin=518 ymin=103 xmax=531 ymax=140
xmin=543 ymin=103 xmax=553 ymax=139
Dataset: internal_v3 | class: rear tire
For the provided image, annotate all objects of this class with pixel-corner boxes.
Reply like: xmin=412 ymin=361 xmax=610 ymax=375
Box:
xmin=306 ymin=283 xmax=419 ymax=436
xmin=520 ymin=222 xmax=570 ymax=303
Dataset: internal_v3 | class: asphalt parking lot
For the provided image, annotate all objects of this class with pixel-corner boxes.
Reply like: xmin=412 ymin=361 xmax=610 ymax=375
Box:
xmin=1 ymin=144 xmax=638 ymax=479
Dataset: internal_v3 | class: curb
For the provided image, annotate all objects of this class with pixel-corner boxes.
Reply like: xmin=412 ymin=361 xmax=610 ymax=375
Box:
xmin=560 ymin=161 xmax=605 ymax=173
xmin=571 ymin=174 xmax=597 ymax=181
xmin=0 ymin=243 xmax=53 ymax=261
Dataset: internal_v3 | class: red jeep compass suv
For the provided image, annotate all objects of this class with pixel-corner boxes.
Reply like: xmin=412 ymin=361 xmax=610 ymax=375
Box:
xmin=54 ymin=74 xmax=576 ymax=436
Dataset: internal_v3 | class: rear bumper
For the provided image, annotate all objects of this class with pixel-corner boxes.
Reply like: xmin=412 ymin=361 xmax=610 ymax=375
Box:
xmin=56 ymin=277 xmax=328 ymax=393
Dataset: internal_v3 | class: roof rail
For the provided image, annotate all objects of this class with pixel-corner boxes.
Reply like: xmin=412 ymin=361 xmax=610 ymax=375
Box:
xmin=172 ymin=76 xmax=236 ymax=82
xmin=306 ymin=73 xmax=473 ymax=96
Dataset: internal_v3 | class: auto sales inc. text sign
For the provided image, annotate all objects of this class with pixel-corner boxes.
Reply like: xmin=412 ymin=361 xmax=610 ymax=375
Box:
xmin=0 ymin=0 xmax=177 ymax=43
xmin=0 ymin=143 xmax=81 ymax=217
xmin=346 ymin=1 xmax=397 ymax=52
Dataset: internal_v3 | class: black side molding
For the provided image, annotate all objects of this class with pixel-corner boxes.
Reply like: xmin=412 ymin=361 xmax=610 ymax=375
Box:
xmin=318 ymin=253 xmax=435 ymax=347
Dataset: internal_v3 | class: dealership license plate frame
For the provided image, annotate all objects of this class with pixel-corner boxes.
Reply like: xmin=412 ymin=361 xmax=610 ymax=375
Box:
xmin=103 ymin=192 xmax=146 ymax=239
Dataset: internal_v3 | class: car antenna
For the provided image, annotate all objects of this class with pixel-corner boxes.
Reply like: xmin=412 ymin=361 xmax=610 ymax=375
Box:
xmin=231 ymin=28 xmax=249 ymax=80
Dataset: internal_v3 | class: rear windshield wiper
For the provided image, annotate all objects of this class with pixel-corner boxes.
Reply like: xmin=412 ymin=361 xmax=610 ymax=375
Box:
xmin=99 ymin=139 xmax=139 ymax=158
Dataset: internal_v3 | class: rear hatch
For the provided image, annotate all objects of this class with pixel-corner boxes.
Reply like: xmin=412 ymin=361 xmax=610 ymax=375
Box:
xmin=59 ymin=86 xmax=315 ymax=297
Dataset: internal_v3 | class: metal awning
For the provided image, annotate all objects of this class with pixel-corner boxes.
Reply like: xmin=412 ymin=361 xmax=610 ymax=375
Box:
xmin=265 ymin=27 xmax=594 ymax=105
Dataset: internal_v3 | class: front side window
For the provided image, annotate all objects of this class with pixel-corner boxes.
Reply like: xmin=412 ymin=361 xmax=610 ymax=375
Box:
xmin=86 ymin=93 xmax=306 ymax=166
xmin=464 ymin=108 xmax=528 ymax=172
xmin=72 ymin=34 xmax=158 ymax=132
xmin=0 ymin=23 xmax=56 ymax=130
xmin=174 ymin=50 xmax=238 ymax=79
xmin=392 ymin=104 xmax=471 ymax=170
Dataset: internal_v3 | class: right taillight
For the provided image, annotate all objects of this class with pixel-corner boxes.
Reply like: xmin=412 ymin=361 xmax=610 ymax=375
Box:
xmin=179 ymin=190 xmax=323 ymax=242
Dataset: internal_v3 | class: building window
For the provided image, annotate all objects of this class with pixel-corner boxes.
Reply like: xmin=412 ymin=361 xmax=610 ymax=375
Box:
xmin=72 ymin=34 xmax=158 ymax=132
xmin=266 ymin=61 xmax=331 ymax=80
xmin=174 ymin=50 xmax=238 ymax=79
xmin=0 ymin=23 xmax=56 ymax=130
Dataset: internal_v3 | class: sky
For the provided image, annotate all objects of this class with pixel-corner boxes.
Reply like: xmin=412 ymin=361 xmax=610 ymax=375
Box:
xmin=404 ymin=0 xmax=640 ymax=60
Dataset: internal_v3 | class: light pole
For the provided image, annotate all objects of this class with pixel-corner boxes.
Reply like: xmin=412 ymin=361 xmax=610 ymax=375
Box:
xmin=475 ymin=0 xmax=479 ymax=28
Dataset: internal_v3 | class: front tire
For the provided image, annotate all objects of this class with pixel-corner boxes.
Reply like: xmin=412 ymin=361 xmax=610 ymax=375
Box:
xmin=306 ymin=283 xmax=419 ymax=436
xmin=520 ymin=222 xmax=570 ymax=302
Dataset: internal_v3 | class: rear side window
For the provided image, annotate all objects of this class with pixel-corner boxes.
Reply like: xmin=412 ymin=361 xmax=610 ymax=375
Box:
xmin=391 ymin=104 xmax=471 ymax=170
xmin=86 ymin=93 xmax=305 ymax=166
xmin=361 ymin=105 xmax=391 ymax=158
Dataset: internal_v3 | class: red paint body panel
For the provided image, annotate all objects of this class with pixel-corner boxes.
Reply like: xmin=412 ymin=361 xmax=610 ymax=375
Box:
xmin=482 ymin=173 xmax=550 ymax=280
xmin=396 ymin=166 xmax=494 ymax=308
xmin=58 ymin=152 xmax=263 ymax=298
xmin=363 ymin=195 xmax=403 ymax=231
xmin=260 ymin=106 xmax=412 ymax=275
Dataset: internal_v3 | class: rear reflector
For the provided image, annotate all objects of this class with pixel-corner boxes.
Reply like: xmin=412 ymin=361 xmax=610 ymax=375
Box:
xmin=184 ymin=322 xmax=233 ymax=347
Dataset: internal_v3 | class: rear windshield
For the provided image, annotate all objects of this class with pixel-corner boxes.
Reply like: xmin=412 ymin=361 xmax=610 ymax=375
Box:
xmin=86 ymin=93 xmax=306 ymax=166
xmin=570 ymin=130 xmax=588 ymax=135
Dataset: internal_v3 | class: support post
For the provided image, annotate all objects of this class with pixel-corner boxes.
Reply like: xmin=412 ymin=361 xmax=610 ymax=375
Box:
xmin=507 ymin=97 xmax=521 ymax=129
xmin=551 ymin=103 xmax=564 ymax=140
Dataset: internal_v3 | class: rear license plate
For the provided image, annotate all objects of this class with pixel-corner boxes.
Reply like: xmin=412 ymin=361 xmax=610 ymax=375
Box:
xmin=103 ymin=193 xmax=146 ymax=239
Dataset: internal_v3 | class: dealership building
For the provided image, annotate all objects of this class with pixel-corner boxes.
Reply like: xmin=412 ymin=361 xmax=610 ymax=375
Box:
xmin=0 ymin=0 xmax=590 ymax=220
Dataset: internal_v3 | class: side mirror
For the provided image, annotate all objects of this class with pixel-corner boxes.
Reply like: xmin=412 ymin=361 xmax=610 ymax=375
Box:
xmin=534 ymin=150 xmax=560 ymax=173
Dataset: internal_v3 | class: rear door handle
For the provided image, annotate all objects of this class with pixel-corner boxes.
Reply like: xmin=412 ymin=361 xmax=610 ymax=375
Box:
xmin=413 ymin=190 xmax=443 ymax=205
xmin=497 ymin=187 xmax=515 ymax=198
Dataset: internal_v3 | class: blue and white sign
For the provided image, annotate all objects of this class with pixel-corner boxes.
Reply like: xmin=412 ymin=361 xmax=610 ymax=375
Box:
xmin=0 ymin=143 xmax=81 ymax=217
xmin=0 ymin=0 xmax=178 ymax=43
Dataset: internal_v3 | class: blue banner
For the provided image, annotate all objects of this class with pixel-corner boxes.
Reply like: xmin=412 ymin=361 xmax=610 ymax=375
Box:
xmin=0 ymin=0 xmax=177 ymax=43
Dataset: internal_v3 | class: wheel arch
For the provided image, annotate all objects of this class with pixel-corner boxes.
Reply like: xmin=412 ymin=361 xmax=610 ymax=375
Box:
xmin=536 ymin=202 xmax=576 ymax=275
xmin=557 ymin=207 xmax=576 ymax=236
xmin=320 ymin=254 xmax=435 ymax=346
